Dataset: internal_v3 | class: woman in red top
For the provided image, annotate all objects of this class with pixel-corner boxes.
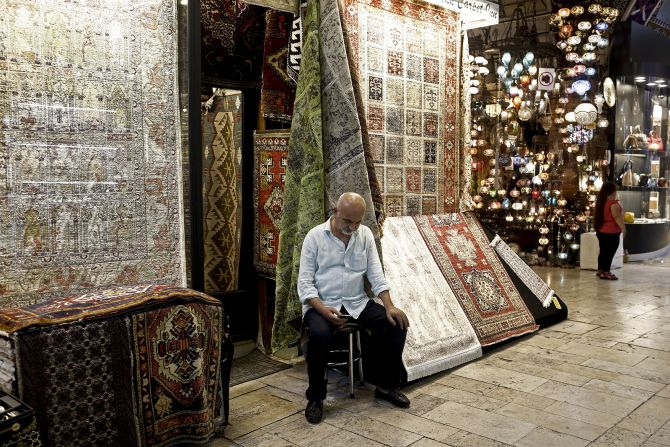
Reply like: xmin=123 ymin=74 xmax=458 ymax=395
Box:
xmin=593 ymin=182 xmax=626 ymax=280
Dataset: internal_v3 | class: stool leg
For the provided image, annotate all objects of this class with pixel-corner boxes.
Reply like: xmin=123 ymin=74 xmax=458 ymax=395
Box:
xmin=356 ymin=331 xmax=364 ymax=385
xmin=349 ymin=333 xmax=355 ymax=398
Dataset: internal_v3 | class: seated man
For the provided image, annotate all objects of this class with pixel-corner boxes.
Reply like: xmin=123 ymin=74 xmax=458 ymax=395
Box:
xmin=298 ymin=192 xmax=410 ymax=424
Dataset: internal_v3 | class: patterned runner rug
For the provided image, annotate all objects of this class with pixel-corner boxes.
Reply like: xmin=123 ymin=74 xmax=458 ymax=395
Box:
xmin=341 ymin=0 xmax=461 ymax=216
xmin=490 ymin=235 xmax=555 ymax=308
xmin=253 ymin=131 xmax=290 ymax=277
xmin=202 ymin=108 xmax=242 ymax=293
xmin=320 ymin=0 xmax=380 ymax=241
xmin=382 ymin=217 xmax=481 ymax=381
xmin=273 ymin=0 xmax=325 ymax=353
xmin=414 ymin=213 xmax=538 ymax=346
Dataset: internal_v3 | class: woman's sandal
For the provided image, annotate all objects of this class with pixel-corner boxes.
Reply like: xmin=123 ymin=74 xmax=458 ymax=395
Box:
xmin=600 ymin=272 xmax=618 ymax=280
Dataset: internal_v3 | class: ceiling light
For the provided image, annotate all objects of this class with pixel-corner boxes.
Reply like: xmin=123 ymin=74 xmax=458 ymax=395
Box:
xmin=647 ymin=82 xmax=657 ymax=86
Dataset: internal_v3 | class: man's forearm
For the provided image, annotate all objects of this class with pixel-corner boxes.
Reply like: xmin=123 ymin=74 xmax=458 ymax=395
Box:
xmin=307 ymin=297 xmax=328 ymax=316
xmin=378 ymin=290 xmax=395 ymax=309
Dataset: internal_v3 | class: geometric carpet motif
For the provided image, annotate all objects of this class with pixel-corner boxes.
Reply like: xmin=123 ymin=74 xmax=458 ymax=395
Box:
xmin=202 ymin=106 xmax=242 ymax=293
xmin=342 ymin=0 xmax=461 ymax=217
xmin=414 ymin=213 xmax=538 ymax=346
xmin=0 ymin=0 xmax=185 ymax=307
xmin=253 ymin=130 xmax=290 ymax=278
xmin=490 ymin=235 xmax=555 ymax=308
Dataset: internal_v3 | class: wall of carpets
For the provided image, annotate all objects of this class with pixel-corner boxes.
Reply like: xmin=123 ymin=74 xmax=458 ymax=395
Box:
xmin=0 ymin=0 xmax=185 ymax=307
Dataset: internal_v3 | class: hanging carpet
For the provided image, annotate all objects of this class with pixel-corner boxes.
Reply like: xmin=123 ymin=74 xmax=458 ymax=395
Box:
xmin=382 ymin=217 xmax=481 ymax=381
xmin=272 ymin=0 xmax=325 ymax=353
xmin=413 ymin=213 xmax=538 ymax=346
xmin=202 ymin=106 xmax=242 ymax=294
xmin=320 ymin=0 xmax=380 ymax=240
xmin=261 ymin=10 xmax=297 ymax=122
xmin=287 ymin=1 xmax=307 ymax=83
xmin=341 ymin=0 xmax=461 ymax=217
xmin=253 ymin=130 xmax=290 ymax=277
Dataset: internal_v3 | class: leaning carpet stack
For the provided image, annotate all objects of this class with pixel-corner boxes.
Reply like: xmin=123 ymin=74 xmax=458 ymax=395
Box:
xmin=0 ymin=285 xmax=225 ymax=447
xmin=382 ymin=213 xmax=567 ymax=381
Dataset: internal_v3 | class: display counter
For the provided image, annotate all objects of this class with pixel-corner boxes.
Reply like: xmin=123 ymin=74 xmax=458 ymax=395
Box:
xmin=624 ymin=219 xmax=670 ymax=260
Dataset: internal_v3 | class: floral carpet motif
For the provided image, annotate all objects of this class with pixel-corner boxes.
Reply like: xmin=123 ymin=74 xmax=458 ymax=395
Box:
xmin=342 ymin=0 xmax=461 ymax=216
xmin=414 ymin=213 xmax=538 ymax=345
xmin=382 ymin=217 xmax=482 ymax=380
xmin=0 ymin=0 xmax=185 ymax=307
xmin=320 ymin=0 xmax=381 ymax=243
xmin=253 ymin=130 xmax=290 ymax=277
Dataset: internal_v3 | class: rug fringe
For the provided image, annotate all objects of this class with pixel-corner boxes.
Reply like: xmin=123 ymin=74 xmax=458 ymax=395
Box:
xmin=404 ymin=345 xmax=483 ymax=382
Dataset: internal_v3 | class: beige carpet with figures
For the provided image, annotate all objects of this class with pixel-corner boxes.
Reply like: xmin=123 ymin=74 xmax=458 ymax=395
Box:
xmin=212 ymin=260 xmax=670 ymax=447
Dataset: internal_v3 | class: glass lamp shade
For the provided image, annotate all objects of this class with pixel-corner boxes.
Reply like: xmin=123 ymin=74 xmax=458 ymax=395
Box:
xmin=502 ymin=52 xmax=511 ymax=66
xmin=538 ymin=237 xmax=550 ymax=246
xmin=510 ymin=188 xmax=521 ymax=198
xmin=567 ymin=35 xmax=582 ymax=45
xmin=565 ymin=111 xmax=576 ymax=123
xmin=512 ymin=202 xmax=523 ymax=211
xmin=564 ymin=232 xmax=573 ymax=241
xmin=560 ymin=24 xmax=574 ymax=38
xmin=574 ymin=102 xmax=598 ymax=125
xmin=512 ymin=96 xmax=523 ymax=108
xmin=489 ymin=201 xmax=502 ymax=210
xmin=597 ymin=117 xmax=609 ymax=128
xmin=570 ymin=243 xmax=581 ymax=250
xmin=571 ymin=5 xmax=585 ymax=15
xmin=578 ymin=21 xmax=592 ymax=31
xmin=506 ymin=121 xmax=520 ymax=140
xmin=539 ymin=115 xmax=552 ymax=131
xmin=557 ymin=252 xmax=569 ymax=260
xmin=518 ymin=105 xmax=533 ymax=121
xmin=486 ymin=103 xmax=502 ymax=117
xmin=571 ymin=79 xmax=591 ymax=96
xmin=558 ymin=7 xmax=571 ymax=17
xmin=539 ymin=225 xmax=550 ymax=235
xmin=505 ymin=214 xmax=514 ymax=222
xmin=588 ymin=3 xmax=603 ymax=13
xmin=473 ymin=194 xmax=482 ymax=203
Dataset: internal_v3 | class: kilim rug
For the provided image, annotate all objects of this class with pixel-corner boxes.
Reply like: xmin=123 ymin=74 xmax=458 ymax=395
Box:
xmin=202 ymin=108 xmax=242 ymax=293
xmin=17 ymin=318 xmax=138 ymax=447
xmin=490 ymin=235 xmax=555 ymax=308
xmin=253 ymin=130 xmax=290 ymax=277
xmin=287 ymin=1 xmax=307 ymax=83
xmin=273 ymin=0 xmax=325 ymax=353
xmin=414 ymin=213 xmax=538 ymax=346
xmin=382 ymin=217 xmax=481 ymax=381
xmin=320 ymin=0 xmax=380 ymax=241
xmin=342 ymin=0 xmax=461 ymax=217
xmin=131 ymin=302 xmax=222 ymax=446
xmin=261 ymin=10 xmax=297 ymax=122
xmin=0 ymin=0 xmax=185 ymax=307
xmin=0 ymin=284 xmax=219 ymax=333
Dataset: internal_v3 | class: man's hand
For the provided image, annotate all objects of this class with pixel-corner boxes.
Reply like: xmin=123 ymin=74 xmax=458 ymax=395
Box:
xmin=320 ymin=306 xmax=348 ymax=328
xmin=386 ymin=305 xmax=409 ymax=330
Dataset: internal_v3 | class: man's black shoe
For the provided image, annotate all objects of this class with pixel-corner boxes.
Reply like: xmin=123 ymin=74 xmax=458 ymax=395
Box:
xmin=305 ymin=400 xmax=323 ymax=423
xmin=374 ymin=388 xmax=410 ymax=408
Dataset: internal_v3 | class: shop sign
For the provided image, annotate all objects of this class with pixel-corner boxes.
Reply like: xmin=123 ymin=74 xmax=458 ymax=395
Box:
xmin=423 ymin=0 xmax=499 ymax=29
xmin=537 ymin=68 xmax=556 ymax=91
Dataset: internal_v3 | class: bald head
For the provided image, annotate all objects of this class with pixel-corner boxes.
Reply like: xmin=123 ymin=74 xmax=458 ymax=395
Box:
xmin=337 ymin=192 xmax=366 ymax=213
xmin=332 ymin=192 xmax=366 ymax=237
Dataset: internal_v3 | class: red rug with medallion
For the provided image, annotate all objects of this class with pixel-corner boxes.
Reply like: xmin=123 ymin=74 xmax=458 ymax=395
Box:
xmin=413 ymin=213 xmax=538 ymax=345
xmin=253 ymin=130 xmax=290 ymax=277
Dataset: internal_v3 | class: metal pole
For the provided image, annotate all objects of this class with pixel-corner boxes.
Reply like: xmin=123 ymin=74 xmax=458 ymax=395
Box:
xmin=187 ymin=0 xmax=204 ymax=291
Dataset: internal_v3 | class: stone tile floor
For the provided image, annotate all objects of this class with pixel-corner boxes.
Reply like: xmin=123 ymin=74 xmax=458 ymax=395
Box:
xmin=212 ymin=263 xmax=670 ymax=446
